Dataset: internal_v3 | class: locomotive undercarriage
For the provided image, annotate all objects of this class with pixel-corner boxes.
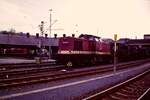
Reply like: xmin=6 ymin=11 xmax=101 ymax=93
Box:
xmin=56 ymin=54 xmax=112 ymax=66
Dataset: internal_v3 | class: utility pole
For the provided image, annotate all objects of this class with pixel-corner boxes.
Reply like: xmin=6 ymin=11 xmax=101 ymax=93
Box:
xmin=48 ymin=9 xmax=63 ymax=37
xmin=36 ymin=21 xmax=45 ymax=64
xmin=49 ymin=9 xmax=52 ymax=37
xmin=75 ymin=24 xmax=78 ymax=33
xmin=40 ymin=21 xmax=44 ymax=36
xmin=38 ymin=21 xmax=45 ymax=48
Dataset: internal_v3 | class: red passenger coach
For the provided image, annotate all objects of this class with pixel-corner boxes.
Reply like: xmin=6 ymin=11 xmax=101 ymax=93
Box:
xmin=56 ymin=34 xmax=112 ymax=66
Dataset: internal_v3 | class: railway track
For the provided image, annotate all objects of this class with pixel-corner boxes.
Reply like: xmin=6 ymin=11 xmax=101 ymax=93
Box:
xmin=0 ymin=62 xmax=56 ymax=71
xmin=0 ymin=59 xmax=149 ymax=88
xmin=0 ymin=65 xmax=65 ymax=79
xmin=83 ymin=68 xmax=150 ymax=100
xmin=0 ymin=59 xmax=149 ymax=79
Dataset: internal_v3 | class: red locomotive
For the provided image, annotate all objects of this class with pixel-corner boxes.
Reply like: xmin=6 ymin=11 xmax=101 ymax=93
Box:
xmin=55 ymin=34 xmax=112 ymax=66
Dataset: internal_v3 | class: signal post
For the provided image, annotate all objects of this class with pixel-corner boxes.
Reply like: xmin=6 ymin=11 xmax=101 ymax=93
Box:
xmin=114 ymin=34 xmax=117 ymax=73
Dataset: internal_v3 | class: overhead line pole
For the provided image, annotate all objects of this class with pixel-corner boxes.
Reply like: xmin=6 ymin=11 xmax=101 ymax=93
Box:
xmin=49 ymin=9 xmax=52 ymax=59
xmin=49 ymin=9 xmax=52 ymax=37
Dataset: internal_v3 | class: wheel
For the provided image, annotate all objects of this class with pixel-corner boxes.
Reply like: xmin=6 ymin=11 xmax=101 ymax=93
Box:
xmin=91 ymin=57 xmax=97 ymax=65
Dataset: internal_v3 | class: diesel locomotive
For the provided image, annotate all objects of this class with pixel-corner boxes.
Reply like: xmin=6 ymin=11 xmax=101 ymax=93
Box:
xmin=54 ymin=34 xmax=113 ymax=66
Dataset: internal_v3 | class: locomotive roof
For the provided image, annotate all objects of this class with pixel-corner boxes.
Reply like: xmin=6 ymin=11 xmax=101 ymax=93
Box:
xmin=79 ymin=34 xmax=101 ymax=39
xmin=117 ymin=38 xmax=130 ymax=44
xmin=127 ymin=39 xmax=150 ymax=45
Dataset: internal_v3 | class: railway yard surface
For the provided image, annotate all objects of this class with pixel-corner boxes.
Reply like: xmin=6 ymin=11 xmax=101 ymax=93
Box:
xmin=0 ymin=58 xmax=150 ymax=100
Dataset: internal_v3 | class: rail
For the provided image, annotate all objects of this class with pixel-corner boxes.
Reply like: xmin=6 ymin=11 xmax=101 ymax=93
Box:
xmin=83 ymin=68 xmax=150 ymax=100
xmin=0 ymin=59 xmax=149 ymax=88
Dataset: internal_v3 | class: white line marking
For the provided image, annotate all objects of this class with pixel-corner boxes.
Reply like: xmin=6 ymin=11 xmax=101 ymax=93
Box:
xmin=0 ymin=63 xmax=150 ymax=99
xmin=82 ymin=69 xmax=150 ymax=100
xmin=137 ymin=88 xmax=150 ymax=100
